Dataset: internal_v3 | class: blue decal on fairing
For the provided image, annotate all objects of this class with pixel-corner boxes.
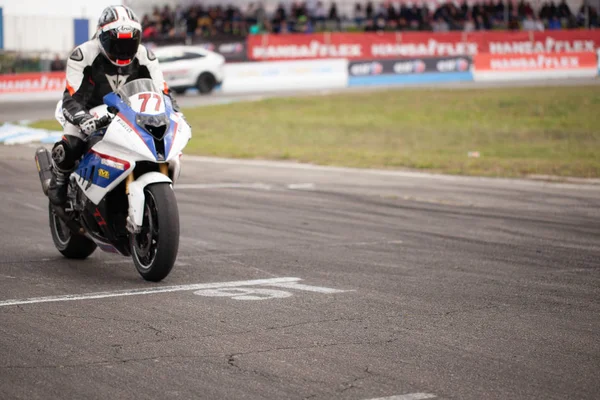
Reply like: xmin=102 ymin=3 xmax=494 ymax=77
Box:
xmin=162 ymin=95 xmax=177 ymax=158
xmin=76 ymin=151 xmax=127 ymax=189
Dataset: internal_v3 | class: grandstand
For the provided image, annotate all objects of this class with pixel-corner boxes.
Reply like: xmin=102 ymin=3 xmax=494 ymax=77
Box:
xmin=123 ymin=0 xmax=598 ymax=39
xmin=124 ymin=0 xmax=595 ymax=23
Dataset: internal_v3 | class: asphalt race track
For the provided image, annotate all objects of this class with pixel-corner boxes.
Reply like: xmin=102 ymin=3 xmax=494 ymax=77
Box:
xmin=0 ymin=142 xmax=599 ymax=400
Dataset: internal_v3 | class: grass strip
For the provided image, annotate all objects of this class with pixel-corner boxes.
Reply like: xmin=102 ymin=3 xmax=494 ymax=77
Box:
xmin=31 ymin=85 xmax=600 ymax=178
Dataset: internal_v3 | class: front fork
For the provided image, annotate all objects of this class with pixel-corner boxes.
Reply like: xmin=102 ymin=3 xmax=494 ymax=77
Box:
xmin=124 ymin=159 xmax=179 ymax=234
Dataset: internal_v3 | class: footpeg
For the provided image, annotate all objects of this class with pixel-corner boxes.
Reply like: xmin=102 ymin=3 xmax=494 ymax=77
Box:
xmin=52 ymin=205 xmax=85 ymax=235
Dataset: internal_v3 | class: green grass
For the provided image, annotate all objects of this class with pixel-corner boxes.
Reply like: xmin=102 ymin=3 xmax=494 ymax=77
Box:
xmin=31 ymin=85 xmax=600 ymax=178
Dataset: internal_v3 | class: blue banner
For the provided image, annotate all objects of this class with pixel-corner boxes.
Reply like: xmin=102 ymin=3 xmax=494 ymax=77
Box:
xmin=348 ymin=72 xmax=474 ymax=87
xmin=74 ymin=18 xmax=89 ymax=47
xmin=347 ymin=56 xmax=474 ymax=87
xmin=0 ymin=8 xmax=4 ymax=50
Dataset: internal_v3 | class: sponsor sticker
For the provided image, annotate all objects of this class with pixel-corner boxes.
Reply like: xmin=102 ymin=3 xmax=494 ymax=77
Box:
xmin=372 ymin=39 xmax=478 ymax=58
xmin=98 ymin=168 xmax=110 ymax=179
xmin=350 ymin=61 xmax=383 ymax=76
xmin=218 ymin=42 xmax=244 ymax=54
xmin=393 ymin=60 xmax=426 ymax=74
xmin=488 ymin=38 xmax=596 ymax=54
xmin=116 ymin=119 xmax=133 ymax=133
xmin=251 ymin=39 xmax=362 ymax=60
xmin=436 ymin=57 xmax=470 ymax=72
xmin=101 ymin=158 xmax=125 ymax=171
xmin=475 ymin=51 xmax=596 ymax=72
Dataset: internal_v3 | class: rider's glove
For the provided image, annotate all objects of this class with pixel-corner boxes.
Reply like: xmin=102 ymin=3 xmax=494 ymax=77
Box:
xmin=78 ymin=114 xmax=98 ymax=136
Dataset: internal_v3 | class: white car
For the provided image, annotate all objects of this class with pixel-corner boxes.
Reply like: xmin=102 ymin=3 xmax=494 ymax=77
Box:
xmin=153 ymin=45 xmax=226 ymax=95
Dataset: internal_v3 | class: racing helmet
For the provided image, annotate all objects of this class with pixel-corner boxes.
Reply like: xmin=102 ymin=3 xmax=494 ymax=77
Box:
xmin=96 ymin=5 xmax=142 ymax=66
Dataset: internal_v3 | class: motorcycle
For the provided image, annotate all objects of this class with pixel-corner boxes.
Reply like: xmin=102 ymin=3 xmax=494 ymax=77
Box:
xmin=34 ymin=78 xmax=191 ymax=282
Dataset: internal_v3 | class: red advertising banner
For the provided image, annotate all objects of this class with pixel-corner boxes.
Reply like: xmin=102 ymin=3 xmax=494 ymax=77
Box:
xmin=474 ymin=51 xmax=597 ymax=72
xmin=0 ymin=72 xmax=66 ymax=93
xmin=484 ymin=30 xmax=599 ymax=54
xmin=247 ymin=30 xmax=600 ymax=61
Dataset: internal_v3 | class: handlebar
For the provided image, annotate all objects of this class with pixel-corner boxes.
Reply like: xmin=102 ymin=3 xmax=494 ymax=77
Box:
xmin=96 ymin=114 xmax=113 ymax=129
xmin=83 ymin=114 xmax=113 ymax=142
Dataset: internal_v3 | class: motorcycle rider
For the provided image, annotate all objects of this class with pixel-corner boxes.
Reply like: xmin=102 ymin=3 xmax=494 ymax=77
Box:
xmin=48 ymin=5 xmax=184 ymax=206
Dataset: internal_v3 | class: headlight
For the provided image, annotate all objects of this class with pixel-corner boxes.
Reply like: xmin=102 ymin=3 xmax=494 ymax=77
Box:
xmin=136 ymin=113 xmax=170 ymax=140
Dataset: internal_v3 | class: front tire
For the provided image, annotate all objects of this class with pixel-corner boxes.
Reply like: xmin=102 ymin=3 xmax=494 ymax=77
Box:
xmin=131 ymin=183 xmax=180 ymax=282
xmin=49 ymin=203 xmax=96 ymax=259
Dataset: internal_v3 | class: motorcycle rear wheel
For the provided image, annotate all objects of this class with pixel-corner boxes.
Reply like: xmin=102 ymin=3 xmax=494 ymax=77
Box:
xmin=49 ymin=203 xmax=97 ymax=259
xmin=131 ymin=183 xmax=180 ymax=282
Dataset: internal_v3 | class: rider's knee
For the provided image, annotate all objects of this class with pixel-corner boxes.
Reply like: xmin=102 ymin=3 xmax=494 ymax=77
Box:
xmin=52 ymin=135 xmax=84 ymax=171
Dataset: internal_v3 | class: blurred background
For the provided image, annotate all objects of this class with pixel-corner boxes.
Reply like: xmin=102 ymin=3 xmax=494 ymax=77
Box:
xmin=0 ymin=0 xmax=598 ymax=73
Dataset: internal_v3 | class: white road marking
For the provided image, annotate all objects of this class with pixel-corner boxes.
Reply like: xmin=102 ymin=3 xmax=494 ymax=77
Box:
xmin=366 ymin=394 xmax=437 ymax=400
xmin=175 ymin=182 xmax=317 ymax=191
xmin=287 ymin=183 xmax=316 ymax=190
xmin=194 ymin=287 xmax=292 ymax=301
xmin=175 ymin=183 xmax=272 ymax=190
xmin=267 ymin=281 xmax=349 ymax=294
xmin=192 ymin=280 xmax=350 ymax=301
xmin=182 ymin=154 xmax=600 ymax=189
xmin=23 ymin=202 xmax=44 ymax=212
xmin=324 ymin=240 xmax=403 ymax=248
xmin=0 ymin=277 xmax=300 ymax=308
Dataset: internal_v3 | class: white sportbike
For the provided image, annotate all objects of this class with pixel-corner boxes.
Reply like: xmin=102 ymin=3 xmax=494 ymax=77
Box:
xmin=34 ymin=78 xmax=191 ymax=281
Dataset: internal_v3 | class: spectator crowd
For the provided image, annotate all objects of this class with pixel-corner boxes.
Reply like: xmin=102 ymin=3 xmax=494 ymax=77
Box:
xmin=140 ymin=1 xmax=599 ymax=40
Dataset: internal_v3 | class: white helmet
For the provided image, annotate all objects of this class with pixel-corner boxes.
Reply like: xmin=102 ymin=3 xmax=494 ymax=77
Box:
xmin=96 ymin=5 xmax=142 ymax=66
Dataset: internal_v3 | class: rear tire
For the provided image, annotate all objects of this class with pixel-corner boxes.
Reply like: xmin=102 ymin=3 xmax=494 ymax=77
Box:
xmin=196 ymin=72 xmax=216 ymax=94
xmin=131 ymin=183 xmax=180 ymax=282
xmin=49 ymin=203 xmax=96 ymax=259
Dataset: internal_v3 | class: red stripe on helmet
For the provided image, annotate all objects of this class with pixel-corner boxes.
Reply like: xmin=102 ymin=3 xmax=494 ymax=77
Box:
xmin=117 ymin=32 xmax=133 ymax=39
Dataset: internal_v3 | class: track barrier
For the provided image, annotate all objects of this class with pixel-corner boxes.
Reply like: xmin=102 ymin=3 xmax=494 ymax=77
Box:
xmin=1 ymin=30 xmax=599 ymax=144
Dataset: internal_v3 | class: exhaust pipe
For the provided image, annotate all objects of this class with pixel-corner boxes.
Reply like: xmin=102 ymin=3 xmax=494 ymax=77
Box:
xmin=34 ymin=147 xmax=53 ymax=196
xmin=35 ymin=147 xmax=85 ymax=235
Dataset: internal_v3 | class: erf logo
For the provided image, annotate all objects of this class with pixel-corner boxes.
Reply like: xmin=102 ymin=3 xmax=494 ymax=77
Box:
xmin=199 ymin=43 xmax=216 ymax=51
xmin=350 ymin=62 xmax=383 ymax=76
xmin=436 ymin=58 xmax=470 ymax=72
xmin=219 ymin=43 xmax=244 ymax=54
xmin=393 ymin=60 xmax=426 ymax=74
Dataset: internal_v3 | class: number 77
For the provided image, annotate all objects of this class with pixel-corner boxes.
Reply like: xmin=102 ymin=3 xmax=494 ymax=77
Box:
xmin=138 ymin=93 xmax=162 ymax=112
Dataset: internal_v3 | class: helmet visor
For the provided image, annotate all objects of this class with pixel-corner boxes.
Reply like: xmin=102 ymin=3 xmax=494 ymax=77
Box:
xmin=100 ymin=31 xmax=140 ymax=62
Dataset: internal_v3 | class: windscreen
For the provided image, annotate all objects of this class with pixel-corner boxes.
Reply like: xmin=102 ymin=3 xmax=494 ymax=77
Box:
xmin=115 ymin=79 xmax=160 ymax=105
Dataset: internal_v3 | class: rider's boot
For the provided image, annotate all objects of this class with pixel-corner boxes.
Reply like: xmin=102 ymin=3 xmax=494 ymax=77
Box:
xmin=47 ymin=166 xmax=71 ymax=206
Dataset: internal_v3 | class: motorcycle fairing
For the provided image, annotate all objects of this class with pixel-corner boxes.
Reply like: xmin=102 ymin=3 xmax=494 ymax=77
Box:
xmin=73 ymin=91 xmax=178 ymax=206
xmin=103 ymin=92 xmax=178 ymax=161
xmin=76 ymin=149 xmax=131 ymax=189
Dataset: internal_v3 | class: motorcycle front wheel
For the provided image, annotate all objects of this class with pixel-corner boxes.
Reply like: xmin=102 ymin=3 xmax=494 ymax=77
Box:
xmin=131 ymin=183 xmax=180 ymax=282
